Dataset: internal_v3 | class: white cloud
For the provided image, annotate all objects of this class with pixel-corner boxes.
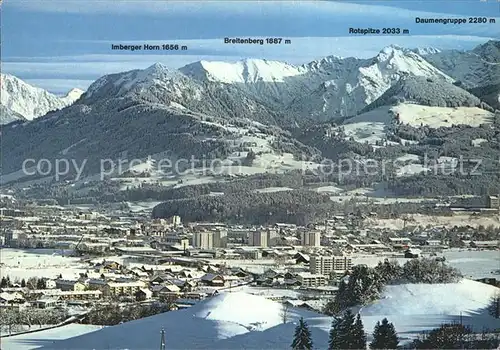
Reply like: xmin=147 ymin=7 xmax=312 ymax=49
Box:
xmin=9 ymin=0 xmax=499 ymax=22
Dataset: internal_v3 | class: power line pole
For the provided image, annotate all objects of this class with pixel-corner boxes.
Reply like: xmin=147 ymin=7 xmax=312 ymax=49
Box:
xmin=160 ymin=328 xmax=166 ymax=350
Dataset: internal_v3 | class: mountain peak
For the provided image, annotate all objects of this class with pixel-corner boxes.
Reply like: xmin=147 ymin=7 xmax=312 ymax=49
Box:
xmin=145 ymin=62 xmax=170 ymax=73
xmin=84 ymin=63 xmax=189 ymax=100
xmin=64 ymin=88 xmax=85 ymax=100
xmin=1 ymin=73 xmax=81 ymax=123
xmin=180 ymin=58 xmax=304 ymax=84
xmin=376 ymin=45 xmax=411 ymax=60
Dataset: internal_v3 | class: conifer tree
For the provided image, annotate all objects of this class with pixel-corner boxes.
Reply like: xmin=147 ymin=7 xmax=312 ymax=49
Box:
xmin=489 ymin=292 xmax=500 ymax=319
xmin=291 ymin=317 xmax=313 ymax=350
xmin=21 ymin=278 xmax=26 ymax=288
xmin=328 ymin=309 xmax=360 ymax=349
xmin=328 ymin=316 xmax=342 ymax=350
xmin=353 ymin=313 xmax=367 ymax=349
xmin=370 ymin=318 xmax=399 ymax=349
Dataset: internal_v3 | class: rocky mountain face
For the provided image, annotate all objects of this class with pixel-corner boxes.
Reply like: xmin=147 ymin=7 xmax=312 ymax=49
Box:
xmin=468 ymin=83 xmax=500 ymax=110
xmin=0 ymin=74 xmax=84 ymax=124
xmin=423 ymin=40 xmax=500 ymax=89
xmin=361 ymin=75 xmax=484 ymax=114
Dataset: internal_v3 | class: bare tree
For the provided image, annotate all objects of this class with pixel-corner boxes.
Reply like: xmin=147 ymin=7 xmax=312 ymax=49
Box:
xmin=0 ymin=308 xmax=20 ymax=335
xmin=280 ymin=302 xmax=290 ymax=324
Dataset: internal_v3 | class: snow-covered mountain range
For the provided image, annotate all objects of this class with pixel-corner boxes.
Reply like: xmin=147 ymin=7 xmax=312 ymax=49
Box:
xmin=1 ymin=41 xmax=498 ymax=184
xmin=2 ymin=41 xmax=497 ymax=126
xmin=180 ymin=45 xmax=455 ymax=121
xmin=0 ymin=74 xmax=84 ymax=124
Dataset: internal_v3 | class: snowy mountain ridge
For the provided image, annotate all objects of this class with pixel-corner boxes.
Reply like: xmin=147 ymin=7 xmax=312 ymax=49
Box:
xmin=85 ymin=62 xmax=191 ymax=99
xmin=287 ymin=45 xmax=454 ymax=120
xmin=412 ymin=47 xmax=442 ymax=56
xmin=0 ymin=74 xmax=84 ymax=124
xmin=180 ymin=45 xmax=454 ymax=120
xmin=180 ymin=58 xmax=307 ymax=84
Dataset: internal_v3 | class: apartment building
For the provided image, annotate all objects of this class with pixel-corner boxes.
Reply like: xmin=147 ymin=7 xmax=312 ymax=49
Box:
xmin=102 ymin=281 xmax=146 ymax=298
xmin=296 ymin=272 xmax=327 ymax=287
xmin=301 ymin=231 xmax=321 ymax=247
xmin=193 ymin=231 xmax=214 ymax=250
xmin=213 ymin=229 xmax=228 ymax=248
xmin=267 ymin=229 xmax=281 ymax=247
xmin=167 ymin=215 xmax=182 ymax=228
xmin=309 ymin=255 xmax=353 ymax=275
xmin=249 ymin=231 xmax=268 ymax=248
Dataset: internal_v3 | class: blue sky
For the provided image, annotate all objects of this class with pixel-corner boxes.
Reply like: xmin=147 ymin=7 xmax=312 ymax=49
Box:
xmin=2 ymin=0 xmax=498 ymax=94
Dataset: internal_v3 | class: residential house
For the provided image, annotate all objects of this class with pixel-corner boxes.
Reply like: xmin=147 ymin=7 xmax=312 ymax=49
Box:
xmin=34 ymin=296 xmax=61 ymax=309
xmin=94 ymin=260 xmax=122 ymax=273
xmin=151 ymin=284 xmax=181 ymax=298
xmin=55 ymin=279 xmax=86 ymax=292
xmin=0 ymin=292 xmax=25 ymax=305
xmin=405 ymin=248 xmax=421 ymax=258
xmin=388 ymin=237 xmax=412 ymax=249
xmin=44 ymin=279 xmax=57 ymax=289
xmin=469 ymin=240 xmax=498 ymax=249
xmin=135 ymin=288 xmax=153 ymax=301
xmin=294 ymin=252 xmax=310 ymax=264
xmin=200 ymin=273 xmax=225 ymax=287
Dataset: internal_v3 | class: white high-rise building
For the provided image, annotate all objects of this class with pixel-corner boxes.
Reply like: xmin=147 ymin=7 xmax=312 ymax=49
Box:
xmin=248 ymin=231 xmax=268 ymax=248
xmin=267 ymin=228 xmax=280 ymax=247
xmin=310 ymin=255 xmax=352 ymax=275
xmin=213 ymin=229 xmax=228 ymax=248
xmin=301 ymin=231 xmax=321 ymax=247
xmin=193 ymin=231 xmax=214 ymax=250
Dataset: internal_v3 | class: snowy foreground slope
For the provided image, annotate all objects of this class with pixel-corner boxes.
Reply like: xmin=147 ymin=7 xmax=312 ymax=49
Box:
xmin=32 ymin=279 xmax=500 ymax=350
xmin=1 ymin=324 xmax=103 ymax=350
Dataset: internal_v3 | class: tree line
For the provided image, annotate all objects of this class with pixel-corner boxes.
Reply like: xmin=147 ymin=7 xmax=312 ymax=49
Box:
xmin=81 ymin=302 xmax=172 ymax=326
xmin=324 ymin=258 xmax=462 ymax=314
xmin=292 ymin=313 xmax=500 ymax=349
xmin=292 ymin=311 xmax=398 ymax=350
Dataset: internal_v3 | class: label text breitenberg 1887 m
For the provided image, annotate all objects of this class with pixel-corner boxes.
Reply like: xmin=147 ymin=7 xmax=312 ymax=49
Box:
xmin=224 ymin=37 xmax=292 ymax=45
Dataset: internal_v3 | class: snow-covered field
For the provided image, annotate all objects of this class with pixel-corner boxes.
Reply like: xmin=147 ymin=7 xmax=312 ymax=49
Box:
xmin=0 ymin=249 xmax=88 ymax=281
xmin=342 ymin=103 xmax=494 ymax=145
xmin=443 ymin=250 xmax=500 ymax=279
xmin=35 ymin=280 xmax=500 ymax=350
xmin=394 ymin=104 xmax=494 ymax=128
xmin=366 ymin=213 xmax=500 ymax=229
xmin=125 ymin=200 xmax=164 ymax=212
xmin=1 ymin=324 xmax=102 ymax=350
xmin=358 ymin=279 xmax=500 ymax=344
xmin=353 ymin=250 xmax=499 ymax=280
